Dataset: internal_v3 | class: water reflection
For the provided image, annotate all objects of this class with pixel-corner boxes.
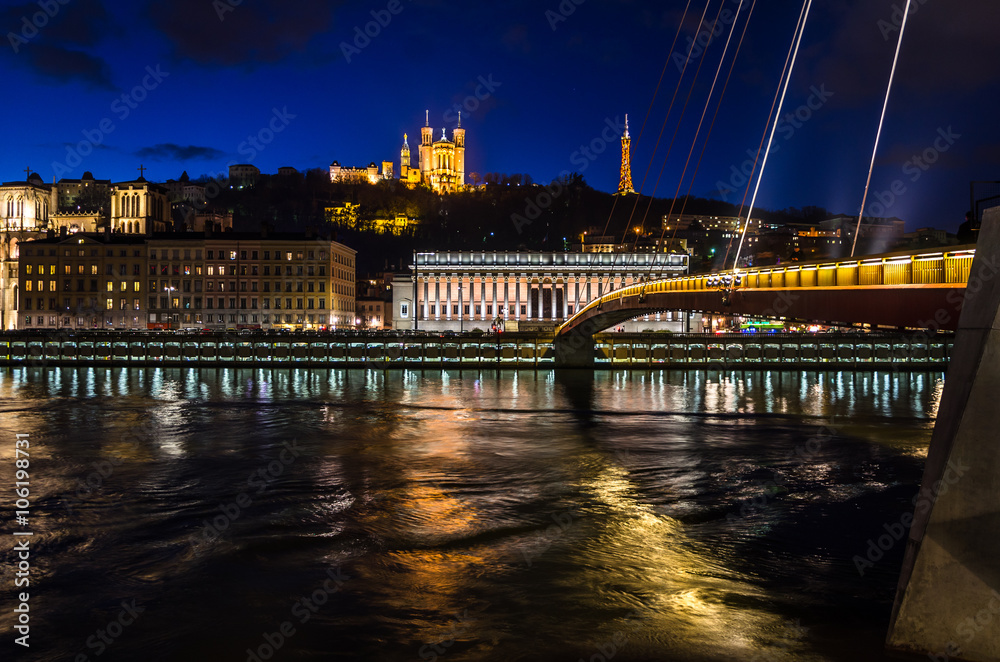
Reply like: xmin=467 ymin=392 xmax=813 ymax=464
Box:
xmin=0 ymin=367 xmax=940 ymax=661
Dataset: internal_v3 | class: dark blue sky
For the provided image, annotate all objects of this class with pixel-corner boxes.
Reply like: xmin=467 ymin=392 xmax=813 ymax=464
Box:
xmin=3 ymin=0 xmax=997 ymax=231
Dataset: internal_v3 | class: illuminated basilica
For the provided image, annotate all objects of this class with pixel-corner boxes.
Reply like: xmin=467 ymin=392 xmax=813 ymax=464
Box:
xmin=400 ymin=110 xmax=466 ymax=193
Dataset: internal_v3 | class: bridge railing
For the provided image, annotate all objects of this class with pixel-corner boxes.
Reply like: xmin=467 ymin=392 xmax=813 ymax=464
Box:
xmin=562 ymin=246 xmax=976 ymax=332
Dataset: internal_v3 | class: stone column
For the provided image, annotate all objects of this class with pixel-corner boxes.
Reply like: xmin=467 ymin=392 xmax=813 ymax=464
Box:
xmin=887 ymin=208 xmax=1000 ymax=661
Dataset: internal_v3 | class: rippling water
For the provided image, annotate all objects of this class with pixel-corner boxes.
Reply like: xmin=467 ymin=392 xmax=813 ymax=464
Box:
xmin=0 ymin=367 xmax=944 ymax=661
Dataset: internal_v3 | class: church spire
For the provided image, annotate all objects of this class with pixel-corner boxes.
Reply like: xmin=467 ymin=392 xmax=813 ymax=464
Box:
xmin=457 ymin=110 xmax=462 ymax=128
xmin=425 ymin=109 xmax=429 ymax=126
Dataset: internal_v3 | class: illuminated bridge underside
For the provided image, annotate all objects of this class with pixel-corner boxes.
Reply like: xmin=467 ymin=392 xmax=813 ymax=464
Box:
xmin=558 ymin=246 xmax=977 ymax=341
xmin=561 ymin=284 xmax=966 ymax=336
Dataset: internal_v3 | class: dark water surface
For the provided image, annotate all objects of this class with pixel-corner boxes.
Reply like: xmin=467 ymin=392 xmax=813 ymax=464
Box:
xmin=0 ymin=367 xmax=944 ymax=661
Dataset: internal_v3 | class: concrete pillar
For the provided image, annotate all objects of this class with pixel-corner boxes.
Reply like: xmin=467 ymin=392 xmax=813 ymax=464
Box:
xmin=554 ymin=331 xmax=595 ymax=368
xmin=887 ymin=208 xmax=1000 ymax=661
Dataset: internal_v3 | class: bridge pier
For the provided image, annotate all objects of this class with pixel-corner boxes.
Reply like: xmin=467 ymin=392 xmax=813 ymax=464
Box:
xmin=887 ymin=208 xmax=1000 ymax=661
xmin=553 ymin=331 xmax=596 ymax=368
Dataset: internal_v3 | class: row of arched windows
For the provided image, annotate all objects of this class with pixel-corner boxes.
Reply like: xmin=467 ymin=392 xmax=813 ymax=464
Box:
xmin=116 ymin=193 xmax=165 ymax=221
xmin=3 ymin=195 xmax=48 ymax=222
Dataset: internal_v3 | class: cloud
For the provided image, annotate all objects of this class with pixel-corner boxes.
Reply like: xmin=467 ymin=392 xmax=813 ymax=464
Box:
xmin=148 ymin=0 xmax=344 ymax=67
xmin=2 ymin=0 xmax=117 ymax=88
xmin=135 ymin=144 xmax=226 ymax=162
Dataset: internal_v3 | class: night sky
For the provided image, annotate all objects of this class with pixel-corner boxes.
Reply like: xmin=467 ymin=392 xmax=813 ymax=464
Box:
xmin=3 ymin=0 xmax=997 ymax=231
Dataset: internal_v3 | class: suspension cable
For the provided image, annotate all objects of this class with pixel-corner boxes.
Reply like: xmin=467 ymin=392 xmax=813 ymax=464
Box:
xmin=646 ymin=0 xmax=750 ymax=283
xmin=721 ymin=0 xmax=804 ymax=271
xmin=851 ymin=0 xmax=912 ymax=257
xmin=582 ymin=1 xmax=695 ymax=309
xmin=606 ymin=0 xmax=717 ymax=296
xmin=731 ymin=0 xmax=813 ymax=274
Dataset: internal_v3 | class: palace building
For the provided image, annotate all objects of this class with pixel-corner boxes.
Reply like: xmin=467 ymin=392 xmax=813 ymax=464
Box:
xmin=391 ymin=251 xmax=701 ymax=333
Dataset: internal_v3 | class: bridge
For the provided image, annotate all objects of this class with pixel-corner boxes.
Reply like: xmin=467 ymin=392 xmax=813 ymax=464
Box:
xmin=554 ymin=245 xmax=977 ymax=368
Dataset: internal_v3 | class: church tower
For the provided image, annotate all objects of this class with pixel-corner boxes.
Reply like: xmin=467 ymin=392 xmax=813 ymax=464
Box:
xmin=110 ymin=167 xmax=169 ymax=234
xmin=400 ymin=133 xmax=411 ymax=179
xmin=419 ymin=110 xmax=434 ymax=182
xmin=617 ymin=114 xmax=635 ymax=195
xmin=453 ymin=111 xmax=466 ymax=188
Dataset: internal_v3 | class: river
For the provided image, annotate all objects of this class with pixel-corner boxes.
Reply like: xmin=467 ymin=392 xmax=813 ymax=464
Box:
xmin=0 ymin=367 xmax=943 ymax=661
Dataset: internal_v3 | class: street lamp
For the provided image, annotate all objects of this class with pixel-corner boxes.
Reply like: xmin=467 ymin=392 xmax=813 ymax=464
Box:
xmin=164 ymin=285 xmax=176 ymax=330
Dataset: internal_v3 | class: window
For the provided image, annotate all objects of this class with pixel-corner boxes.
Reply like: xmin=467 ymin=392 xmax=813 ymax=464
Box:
xmin=106 ymin=298 xmax=114 ymax=310
xmin=400 ymin=303 xmax=409 ymax=318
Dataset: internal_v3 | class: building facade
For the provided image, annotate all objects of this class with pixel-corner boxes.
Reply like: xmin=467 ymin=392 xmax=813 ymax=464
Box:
xmin=16 ymin=231 xmax=356 ymax=331
xmin=17 ymin=231 xmax=149 ymax=330
xmin=144 ymin=232 xmax=356 ymax=330
xmin=392 ymin=251 xmax=700 ymax=333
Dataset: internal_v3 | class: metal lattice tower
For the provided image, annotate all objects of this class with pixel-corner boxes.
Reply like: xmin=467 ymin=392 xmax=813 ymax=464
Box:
xmin=617 ymin=114 xmax=635 ymax=195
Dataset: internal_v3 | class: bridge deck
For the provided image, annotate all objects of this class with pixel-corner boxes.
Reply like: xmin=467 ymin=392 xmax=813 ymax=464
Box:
xmin=559 ymin=246 xmax=977 ymax=336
